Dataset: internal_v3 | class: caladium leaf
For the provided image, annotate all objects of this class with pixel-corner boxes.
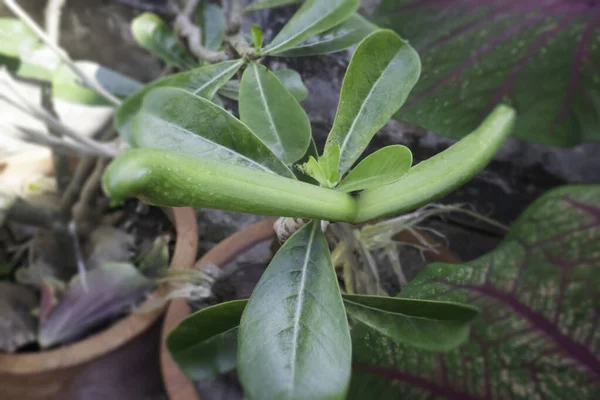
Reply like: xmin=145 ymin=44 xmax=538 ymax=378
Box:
xmin=351 ymin=185 xmax=600 ymax=399
xmin=343 ymin=295 xmax=478 ymax=352
xmin=115 ymin=60 xmax=243 ymax=142
xmin=245 ymin=0 xmax=302 ymax=12
xmin=375 ymin=1 xmax=600 ymax=146
xmin=219 ymin=69 xmax=308 ymax=102
xmin=39 ymin=263 xmax=152 ymax=348
xmin=262 ymin=0 xmax=360 ymax=55
xmin=133 ymin=87 xmax=295 ymax=178
xmin=324 ymin=30 xmax=420 ymax=176
xmin=280 ymin=13 xmax=378 ymax=57
xmin=336 ymin=145 xmax=412 ymax=193
xmin=238 ymin=221 xmax=351 ymax=400
xmin=194 ymin=2 xmax=226 ymax=50
xmin=167 ymin=300 xmax=246 ymax=381
xmin=131 ymin=12 xmax=196 ymax=70
xmin=239 ymin=63 xmax=311 ymax=164
xmin=52 ymin=61 xmax=142 ymax=106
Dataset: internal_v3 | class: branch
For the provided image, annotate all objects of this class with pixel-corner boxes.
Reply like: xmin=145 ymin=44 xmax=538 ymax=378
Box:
xmin=175 ymin=0 xmax=227 ymax=63
xmin=3 ymin=0 xmax=122 ymax=107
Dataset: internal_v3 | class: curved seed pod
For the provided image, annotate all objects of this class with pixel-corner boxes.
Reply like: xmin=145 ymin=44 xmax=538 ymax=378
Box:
xmin=354 ymin=104 xmax=516 ymax=223
xmin=102 ymin=149 xmax=357 ymax=222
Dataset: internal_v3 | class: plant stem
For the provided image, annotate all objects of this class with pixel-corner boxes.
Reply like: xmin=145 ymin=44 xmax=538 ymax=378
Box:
xmin=3 ymin=0 xmax=122 ymax=107
xmin=176 ymin=0 xmax=227 ymax=63
xmin=59 ymin=156 xmax=96 ymax=218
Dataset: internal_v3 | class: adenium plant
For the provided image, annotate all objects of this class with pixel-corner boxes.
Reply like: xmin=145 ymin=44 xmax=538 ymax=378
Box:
xmin=99 ymin=1 xmax=518 ymax=399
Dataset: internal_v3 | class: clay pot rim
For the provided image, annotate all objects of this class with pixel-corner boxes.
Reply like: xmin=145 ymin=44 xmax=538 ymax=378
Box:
xmin=0 ymin=206 xmax=199 ymax=375
xmin=160 ymin=217 xmax=278 ymax=400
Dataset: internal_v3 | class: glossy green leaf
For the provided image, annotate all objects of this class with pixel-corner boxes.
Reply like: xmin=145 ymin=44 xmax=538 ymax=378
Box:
xmin=262 ymin=0 xmax=359 ymax=55
xmin=324 ymin=30 xmax=420 ymax=175
xmin=115 ymin=60 xmax=243 ymax=142
xmin=355 ymin=105 xmax=516 ymax=222
xmin=167 ymin=300 xmax=246 ymax=381
xmin=280 ymin=13 xmax=377 ymax=57
xmin=336 ymin=145 xmax=412 ymax=193
xmin=0 ymin=18 xmax=60 ymax=81
xmin=194 ymin=2 xmax=226 ymax=50
xmin=218 ymin=69 xmax=308 ymax=103
xmin=133 ymin=87 xmax=295 ymax=178
xmin=238 ymin=221 xmax=351 ymax=400
xmin=131 ymin=12 xmax=196 ymax=70
xmin=239 ymin=63 xmax=311 ymax=164
xmin=103 ymin=149 xmax=358 ymax=222
xmin=343 ymin=295 xmax=478 ymax=352
xmin=375 ymin=1 xmax=600 ymax=146
xmin=251 ymin=25 xmax=264 ymax=50
xmin=245 ymin=0 xmax=302 ymax=12
xmin=52 ymin=61 xmax=142 ymax=106
xmin=350 ymin=185 xmax=600 ymax=399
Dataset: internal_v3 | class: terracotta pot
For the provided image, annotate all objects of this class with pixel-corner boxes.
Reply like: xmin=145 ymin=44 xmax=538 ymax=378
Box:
xmin=159 ymin=219 xmax=460 ymax=400
xmin=0 ymin=207 xmax=199 ymax=400
xmin=160 ymin=218 xmax=278 ymax=400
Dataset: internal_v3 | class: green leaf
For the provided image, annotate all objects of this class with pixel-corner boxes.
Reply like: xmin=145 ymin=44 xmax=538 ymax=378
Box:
xmin=251 ymin=25 xmax=264 ymax=50
xmin=115 ymin=60 xmax=243 ymax=142
xmin=298 ymin=156 xmax=329 ymax=187
xmin=375 ymin=1 xmax=600 ymax=146
xmin=218 ymin=69 xmax=308 ymax=103
xmin=319 ymin=143 xmax=341 ymax=184
xmin=280 ymin=13 xmax=377 ymax=57
xmin=167 ymin=300 xmax=246 ymax=381
xmin=336 ymin=145 xmax=412 ymax=193
xmin=350 ymin=185 xmax=600 ymax=399
xmin=245 ymin=0 xmax=302 ymax=12
xmin=238 ymin=221 xmax=351 ymax=400
xmin=343 ymin=295 xmax=478 ymax=352
xmin=133 ymin=87 xmax=295 ymax=178
xmin=194 ymin=2 xmax=226 ymax=50
xmin=52 ymin=61 xmax=142 ymax=106
xmin=239 ymin=63 xmax=311 ymax=164
xmin=355 ymin=105 xmax=515 ymax=222
xmin=272 ymin=69 xmax=309 ymax=102
xmin=0 ymin=18 xmax=37 ymax=58
xmin=324 ymin=30 xmax=420 ymax=176
xmin=131 ymin=12 xmax=196 ymax=70
xmin=0 ymin=18 xmax=60 ymax=81
xmin=262 ymin=0 xmax=360 ymax=55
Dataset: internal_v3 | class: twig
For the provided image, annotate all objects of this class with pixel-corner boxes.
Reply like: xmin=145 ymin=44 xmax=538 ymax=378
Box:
xmin=224 ymin=0 xmax=242 ymax=35
xmin=59 ymin=156 xmax=96 ymax=218
xmin=68 ymin=220 xmax=88 ymax=292
xmin=3 ymin=0 xmax=122 ymax=107
xmin=45 ymin=0 xmax=66 ymax=45
xmin=225 ymin=32 xmax=255 ymax=59
xmin=73 ymin=158 xmax=108 ymax=224
xmin=175 ymin=0 xmax=227 ymax=63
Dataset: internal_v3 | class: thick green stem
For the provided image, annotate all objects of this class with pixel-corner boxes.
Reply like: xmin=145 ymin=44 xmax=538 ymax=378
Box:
xmin=102 ymin=148 xmax=358 ymax=222
xmin=354 ymin=105 xmax=516 ymax=223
